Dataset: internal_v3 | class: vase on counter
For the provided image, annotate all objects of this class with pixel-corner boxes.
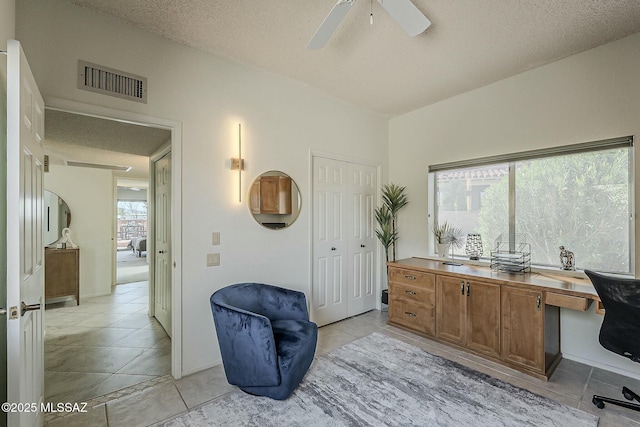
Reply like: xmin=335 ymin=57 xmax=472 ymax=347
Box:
xmin=437 ymin=243 xmax=449 ymax=258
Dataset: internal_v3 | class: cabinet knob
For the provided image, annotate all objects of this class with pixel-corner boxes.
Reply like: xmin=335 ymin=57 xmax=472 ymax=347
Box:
xmin=405 ymin=290 xmax=417 ymax=296
xmin=404 ymin=275 xmax=416 ymax=280
xmin=360 ymin=244 xmax=365 ymax=248
xmin=331 ymin=247 xmax=336 ymax=251
xmin=404 ymin=311 xmax=416 ymax=318
xmin=467 ymin=282 xmax=470 ymax=297
xmin=461 ymin=281 xmax=465 ymax=295
xmin=536 ymin=294 xmax=541 ymax=311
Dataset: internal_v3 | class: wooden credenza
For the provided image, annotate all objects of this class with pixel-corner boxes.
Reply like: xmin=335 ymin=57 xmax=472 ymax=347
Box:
xmin=387 ymin=257 xmax=599 ymax=380
xmin=45 ymin=247 xmax=79 ymax=305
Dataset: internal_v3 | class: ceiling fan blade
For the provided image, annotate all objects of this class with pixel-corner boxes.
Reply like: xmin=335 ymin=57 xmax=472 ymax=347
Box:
xmin=377 ymin=0 xmax=431 ymax=37
xmin=307 ymin=0 xmax=355 ymax=50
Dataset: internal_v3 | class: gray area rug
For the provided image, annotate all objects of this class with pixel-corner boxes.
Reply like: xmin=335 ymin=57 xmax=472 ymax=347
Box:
xmin=162 ymin=332 xmax=598 ymax=426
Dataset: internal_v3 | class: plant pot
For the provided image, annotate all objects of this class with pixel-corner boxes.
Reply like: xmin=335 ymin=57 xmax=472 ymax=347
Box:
xmin=437 ymin=243 xmax=450 ymax=258
xmin=381 ymin=289 xmax=389 ymax=305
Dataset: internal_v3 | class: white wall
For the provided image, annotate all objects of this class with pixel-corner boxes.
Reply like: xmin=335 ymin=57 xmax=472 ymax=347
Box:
xmin=45 ymin=165 xmax=114 ymax=298
xmin=389 ymin=33 xmax=640 ymax=378
xmin=16 ymin=0 xmax=389 ymax=374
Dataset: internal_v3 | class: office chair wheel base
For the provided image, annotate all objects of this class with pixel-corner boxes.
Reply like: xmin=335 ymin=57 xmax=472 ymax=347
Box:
xmin=622 ymin=386 xmax=639 ymax=402
xmin=592 ymin=397 xmax=605 ymax=409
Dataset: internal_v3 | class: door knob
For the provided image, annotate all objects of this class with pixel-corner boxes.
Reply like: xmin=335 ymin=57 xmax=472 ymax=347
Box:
xmin=21 ymin=302 xmax=40 ymax=316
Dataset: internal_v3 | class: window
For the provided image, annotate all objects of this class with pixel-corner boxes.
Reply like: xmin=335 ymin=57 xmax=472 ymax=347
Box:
xmin=117 ymin=200 xmax=148 ymax=240
xmin=430 ymin=137 xmax=633 ymax=274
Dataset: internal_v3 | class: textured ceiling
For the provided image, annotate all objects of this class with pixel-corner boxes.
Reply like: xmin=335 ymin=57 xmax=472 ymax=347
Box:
xmin=45 ymin=110 xmax=170 ymax=180
xmin=68 ymin=0 xmax=640 ymax=116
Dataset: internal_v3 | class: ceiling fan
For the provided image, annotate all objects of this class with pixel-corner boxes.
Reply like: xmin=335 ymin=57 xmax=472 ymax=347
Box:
xmin=307 ymin=0 xmax=431 ymax=49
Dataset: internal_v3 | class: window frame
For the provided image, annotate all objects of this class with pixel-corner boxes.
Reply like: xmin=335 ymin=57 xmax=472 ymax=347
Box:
xmin=428 ymin=136 xmax=635 ymax=275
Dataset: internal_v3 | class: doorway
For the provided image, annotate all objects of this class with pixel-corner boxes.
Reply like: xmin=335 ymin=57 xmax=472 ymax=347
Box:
xmin=41 ymin=99 xmax=182 ymax=405
xmin=116 ymin=181 xmax=150 ymax=286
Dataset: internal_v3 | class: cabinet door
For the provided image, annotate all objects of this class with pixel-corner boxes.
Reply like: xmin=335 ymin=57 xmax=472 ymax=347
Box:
xmin=259 ymin=176 xmax=280 ymax=214
xmin=259 ymin=176 xmax=292 ymax=214
xmin=249 ymin=180 xmax=260 ymax=214
xmin=502 ymin=286 xmax=544 ymax=372
xmin=277 ymin=176 xmax=292 ymax=214
xmin=465 ymin=280 xmax=501 ymax=357
xmin=436 ymin=276 xmax=466 ymax=345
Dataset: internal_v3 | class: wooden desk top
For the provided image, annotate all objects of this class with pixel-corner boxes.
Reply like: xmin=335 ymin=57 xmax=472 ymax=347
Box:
xmin=388 ymin=257 xmax=599 ymax=300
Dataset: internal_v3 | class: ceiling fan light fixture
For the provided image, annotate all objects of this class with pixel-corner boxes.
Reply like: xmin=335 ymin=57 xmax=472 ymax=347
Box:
xmin=370 ymin=0 xmax=374 ymax=25
xmin=307 ymin=0 xmax=430 ymax=49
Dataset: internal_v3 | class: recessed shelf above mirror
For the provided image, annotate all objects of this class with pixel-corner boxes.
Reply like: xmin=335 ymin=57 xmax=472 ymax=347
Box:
xmin=249 ymin=171 xmax=301 ymax=230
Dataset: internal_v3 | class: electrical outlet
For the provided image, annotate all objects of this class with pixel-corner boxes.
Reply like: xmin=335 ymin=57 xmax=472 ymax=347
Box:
xmin=207 ymin=253 xmax=220 ymax=267
xmin=212 ymin=232 xmax=220 ymax=245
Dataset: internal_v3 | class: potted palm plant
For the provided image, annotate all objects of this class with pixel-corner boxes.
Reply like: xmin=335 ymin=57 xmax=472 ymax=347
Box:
xmin=376 ymin=184 xmax=409 ymax=304
xmin=431 ymin=220 xmax=463 ymax=258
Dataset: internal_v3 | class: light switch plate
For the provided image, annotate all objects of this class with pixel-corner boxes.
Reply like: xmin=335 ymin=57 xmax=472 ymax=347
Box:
xmin=212 ymin=232 xmax=220 ymax=245
xmin=207 ymin=253 xmax=220 ymax=267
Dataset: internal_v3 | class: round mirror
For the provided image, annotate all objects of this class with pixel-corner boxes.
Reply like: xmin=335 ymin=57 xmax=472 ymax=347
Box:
xmin=248 ymin=171 xmax=301 ymax=229
xmin=45 ymin=190 xmax=71 ymax=245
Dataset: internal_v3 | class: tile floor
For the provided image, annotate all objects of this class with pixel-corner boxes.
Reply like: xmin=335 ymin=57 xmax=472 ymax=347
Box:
xmin=44 ymin=281 xmax=171 ymax=408
xmin=44 ymin=309 xmax=640 ymax=427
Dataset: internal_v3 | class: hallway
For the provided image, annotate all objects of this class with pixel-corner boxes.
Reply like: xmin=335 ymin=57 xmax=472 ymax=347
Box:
xmin=44 ymin=281 xmax=170 ymax=405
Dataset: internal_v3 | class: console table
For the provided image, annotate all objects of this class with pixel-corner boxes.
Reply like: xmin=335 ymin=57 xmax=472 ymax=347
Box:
xmin=45 ymin=247 xmax=80 ymax=305
xmin=387 ymin=257 xmax=600 ymax=380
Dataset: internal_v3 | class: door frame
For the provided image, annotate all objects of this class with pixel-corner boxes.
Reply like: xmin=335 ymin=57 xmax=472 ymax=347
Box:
xmin=44 ymin=97 xmax=184 ymax=379
xmin=309 ymin=150 xmax=383 ymax=317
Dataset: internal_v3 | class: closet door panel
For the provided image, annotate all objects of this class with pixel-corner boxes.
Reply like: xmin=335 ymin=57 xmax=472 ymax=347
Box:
xmin=312 ymin=157 xmax=348 ymax=325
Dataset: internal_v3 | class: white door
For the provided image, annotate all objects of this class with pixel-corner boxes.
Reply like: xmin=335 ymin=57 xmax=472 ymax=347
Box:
xmin=154 ymin=152 xmax=171 ymax=337
xmin=312 ymin=157 xmax=348 ymax=326
xmin=312 ymin=157 xmax=377 ymax=326
xmin=347 ymin=163 xmax=376 ymax=316
xmin=6 ymin=39 xmax=45 ymax=427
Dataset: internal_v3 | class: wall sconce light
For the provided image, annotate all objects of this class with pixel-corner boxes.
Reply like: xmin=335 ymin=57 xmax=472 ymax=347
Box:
xmin=230 ymin=123 xmax=244 ymax=202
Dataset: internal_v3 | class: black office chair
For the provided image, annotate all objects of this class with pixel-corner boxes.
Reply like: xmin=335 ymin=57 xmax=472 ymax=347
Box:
xmin=585 ymin=270 xmax=640 ymax=412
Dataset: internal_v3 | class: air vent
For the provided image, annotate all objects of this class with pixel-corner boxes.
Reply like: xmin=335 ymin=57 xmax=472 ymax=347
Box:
xmin=44 ymin=155 xmax=49 ymax=173
xmin=66 ymin=161 xmax=132 ymax=172
xmin=78 ymin=60 xmax=147 ymax=103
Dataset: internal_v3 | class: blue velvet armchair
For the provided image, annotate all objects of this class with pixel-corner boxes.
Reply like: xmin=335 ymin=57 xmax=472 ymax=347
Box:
xmin=210 ymin=283 xmax=318 ymax=400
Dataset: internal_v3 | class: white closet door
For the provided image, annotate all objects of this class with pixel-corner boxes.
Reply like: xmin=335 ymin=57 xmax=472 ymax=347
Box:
xmin=347 ymin=163 xmax=377 ymax=317
xmin=312 ymin=156 xmax=377 ymax=326
xmin=312 ymin=157 xmax=348 ymax=326
xmin=154 ymin=152 xmax=172 ymax=337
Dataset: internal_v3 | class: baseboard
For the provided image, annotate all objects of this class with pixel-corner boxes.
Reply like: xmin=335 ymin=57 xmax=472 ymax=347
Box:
xmin=563 ymin=353 xmax=640 ymax=381
xmin=181 ymin=358 xmax=223 ymax=378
